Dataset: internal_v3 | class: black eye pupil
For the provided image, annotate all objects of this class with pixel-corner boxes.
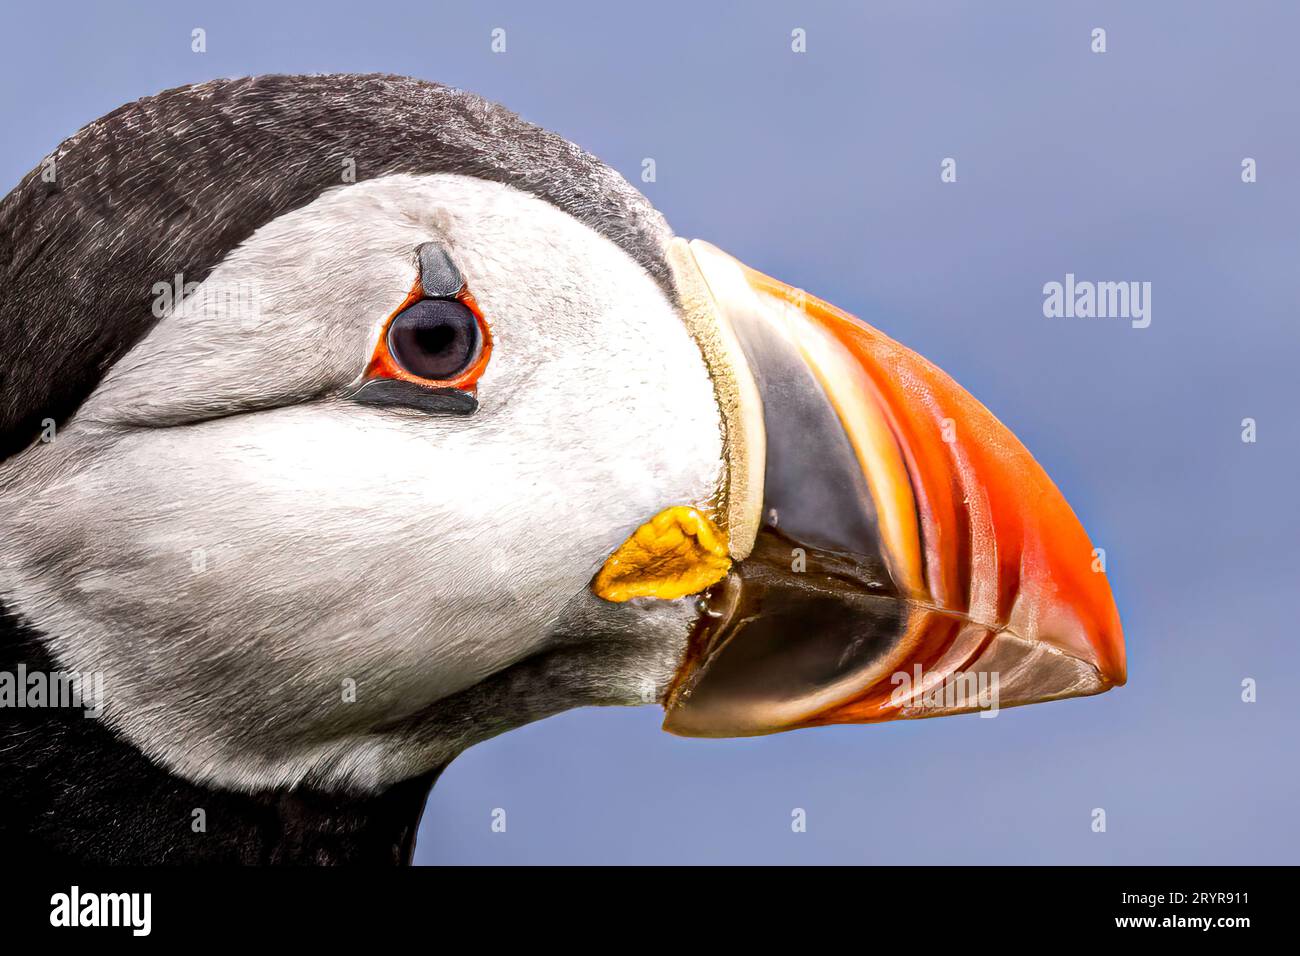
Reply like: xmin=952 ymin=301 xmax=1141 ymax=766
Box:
xmin=387 ymin=298 xmax=481 ymax=381
xmin=415 ymin=322 xmax=457 ymax=355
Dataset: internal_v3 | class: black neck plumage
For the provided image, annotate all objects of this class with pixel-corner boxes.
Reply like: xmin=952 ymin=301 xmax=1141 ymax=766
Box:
xmin=0 ymin=603 xmax=439 ymax=865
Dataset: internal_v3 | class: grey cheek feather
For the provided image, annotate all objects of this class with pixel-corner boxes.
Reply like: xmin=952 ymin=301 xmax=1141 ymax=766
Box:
xmin=234 ymin=591 xmax=697 ymax=791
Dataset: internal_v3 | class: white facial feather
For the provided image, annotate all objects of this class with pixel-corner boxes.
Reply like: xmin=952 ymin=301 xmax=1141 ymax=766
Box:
xmin=0 ymin=174 xmax=722 ymax=791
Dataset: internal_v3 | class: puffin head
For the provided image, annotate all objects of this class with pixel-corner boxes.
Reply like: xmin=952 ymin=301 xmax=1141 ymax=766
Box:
xmin=0 ymin=75 xmax=1124 ymax=799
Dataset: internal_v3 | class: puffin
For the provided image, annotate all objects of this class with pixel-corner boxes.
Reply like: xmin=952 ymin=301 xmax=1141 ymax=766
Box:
xmin=0 ymin=74 xmax=1125 ymax=865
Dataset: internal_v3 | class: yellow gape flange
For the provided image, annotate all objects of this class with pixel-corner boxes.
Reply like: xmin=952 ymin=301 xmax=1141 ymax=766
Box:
xmin=592 ymin=506 xmax=731 ymax=603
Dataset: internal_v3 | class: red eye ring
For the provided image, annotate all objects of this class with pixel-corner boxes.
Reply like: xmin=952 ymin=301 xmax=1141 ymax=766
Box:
xmin=364 ymin=278 xmax=493 ymax=392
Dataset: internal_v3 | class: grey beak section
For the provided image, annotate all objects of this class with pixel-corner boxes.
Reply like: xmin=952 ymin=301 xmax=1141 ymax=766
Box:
xmin=700 ymin=255 xmax=894 ymax=587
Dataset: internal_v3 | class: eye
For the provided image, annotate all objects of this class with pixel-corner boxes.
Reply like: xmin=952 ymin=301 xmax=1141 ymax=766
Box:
xmin=355 ymin=247 xmax=492 ymax=412
xmin=387 ymin=298 xmax=482 ymax=381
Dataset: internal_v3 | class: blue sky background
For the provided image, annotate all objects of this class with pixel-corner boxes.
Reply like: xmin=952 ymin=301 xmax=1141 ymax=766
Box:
xmin=3 ymin=1 xmax=1296 ymax=863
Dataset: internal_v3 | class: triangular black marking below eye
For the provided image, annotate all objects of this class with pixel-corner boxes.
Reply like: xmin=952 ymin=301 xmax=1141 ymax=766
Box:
xmin=417 ymin=243 xmax=464 ymax=298
xmin=348 ymin=378 xmax=478 ymax=415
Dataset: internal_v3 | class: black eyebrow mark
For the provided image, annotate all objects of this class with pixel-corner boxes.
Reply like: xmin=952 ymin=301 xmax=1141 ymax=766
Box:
xmin=347 ymin=378 xmax=478 ymax=415
xmin=417 ymin=243 xmax=465 ymax=298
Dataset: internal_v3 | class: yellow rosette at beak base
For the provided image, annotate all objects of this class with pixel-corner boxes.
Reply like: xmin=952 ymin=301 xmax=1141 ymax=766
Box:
xmin=593 ymin=506 xmax=731 ymax=603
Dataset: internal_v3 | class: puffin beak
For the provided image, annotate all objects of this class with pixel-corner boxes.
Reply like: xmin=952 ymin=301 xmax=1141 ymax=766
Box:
xmin=646 ymin=239 xmax=1125 ymax=737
